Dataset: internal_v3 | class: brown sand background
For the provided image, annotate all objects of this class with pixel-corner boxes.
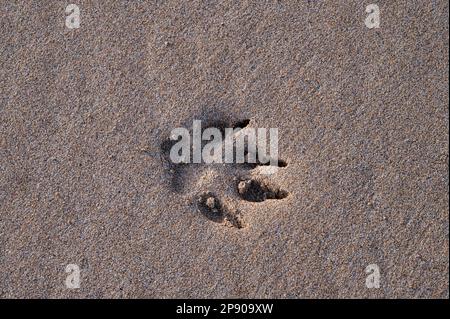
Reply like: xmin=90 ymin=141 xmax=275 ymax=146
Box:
xmin=0 ymin=1 xmax=448 ymax=298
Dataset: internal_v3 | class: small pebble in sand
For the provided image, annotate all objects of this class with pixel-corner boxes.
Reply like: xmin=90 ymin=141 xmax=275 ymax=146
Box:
xmin=238 ymin=180 xmax=250 ymax=194
xmin=206 ymin=196 xmax=216 ymax=209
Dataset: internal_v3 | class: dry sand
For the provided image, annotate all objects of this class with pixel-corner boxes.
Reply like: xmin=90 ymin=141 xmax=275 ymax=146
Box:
xmin=0 ymin=1 xmax=448 ymax=298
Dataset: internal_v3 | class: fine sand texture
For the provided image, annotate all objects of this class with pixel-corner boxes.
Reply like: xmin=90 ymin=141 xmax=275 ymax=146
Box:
xmin=0 ymin=1 xmax=448 ymax=298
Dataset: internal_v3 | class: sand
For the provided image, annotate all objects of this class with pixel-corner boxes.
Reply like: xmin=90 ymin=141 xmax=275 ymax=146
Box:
xmin=0 ymin=1 xmax=448 ymax=298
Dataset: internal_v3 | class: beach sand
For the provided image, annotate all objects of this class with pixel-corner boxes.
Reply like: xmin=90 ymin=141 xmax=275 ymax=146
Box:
xmin=0 ymin=1 xmax=448 ymax=298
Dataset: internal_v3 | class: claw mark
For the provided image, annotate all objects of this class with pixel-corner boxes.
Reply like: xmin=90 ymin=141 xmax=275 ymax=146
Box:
xmin=237 ymin=179 xmax=289 ymax=202
xmin=243 ymin=156 xmax=288 ymax=170
xmin=260 ymin=158 xmax=288 ymax=167
xmin=232 ymin=119 xmax=251 ymax=130
xmin=197 ymin=192 xmax=246 ymax=229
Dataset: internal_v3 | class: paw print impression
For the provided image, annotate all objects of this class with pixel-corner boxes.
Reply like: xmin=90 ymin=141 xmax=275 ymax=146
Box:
xmin=160 ymin=116 xmax=290 ymax=229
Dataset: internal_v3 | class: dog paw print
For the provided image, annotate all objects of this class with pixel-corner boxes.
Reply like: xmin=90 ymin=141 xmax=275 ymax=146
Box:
xmin=160 ymin=117 xmax=290 ymax=229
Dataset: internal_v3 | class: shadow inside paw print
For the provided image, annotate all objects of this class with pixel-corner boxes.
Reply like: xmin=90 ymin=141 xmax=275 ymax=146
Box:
xmin=237 ymin=178 xmax=289 ymax=202
xmin=160 ymin=116 xmax=290 ymax=229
